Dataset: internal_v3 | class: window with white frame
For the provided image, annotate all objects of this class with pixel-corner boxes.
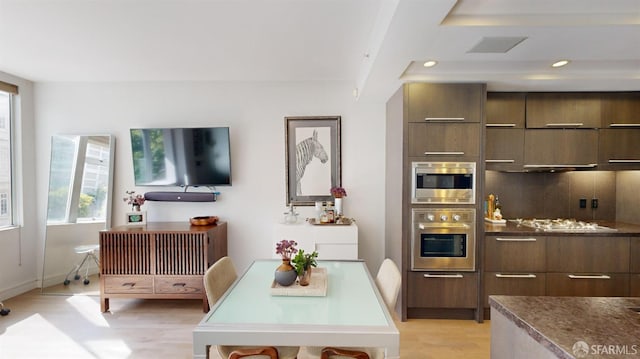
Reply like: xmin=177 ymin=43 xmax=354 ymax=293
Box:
xmin=0 ymin=88 xmax=14 ymax=228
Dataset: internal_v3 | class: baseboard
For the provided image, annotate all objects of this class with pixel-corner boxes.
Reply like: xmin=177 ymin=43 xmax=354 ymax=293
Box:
xmin=0 ymin=280 xmax=38 ymax=301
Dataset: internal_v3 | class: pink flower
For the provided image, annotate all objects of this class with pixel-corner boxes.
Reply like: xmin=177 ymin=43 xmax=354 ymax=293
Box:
xmin=123 ymin=190 xmax=145 ymax=207
xmin=275 ymin=239 xmax=298 ymax=260
xmin=330 ymin=187 xmax=347 ymax=198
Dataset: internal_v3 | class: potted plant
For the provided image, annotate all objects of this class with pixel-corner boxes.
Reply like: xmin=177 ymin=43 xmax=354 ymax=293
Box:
xmin=274 ymin=239 xmax=298 ymax=286
xmin=123 ymin=190 xmax=146 ymax=211
xmin=330 ymin=187 xmax=347 ymax=216
xmin=292 ymin=249 xmax=318 ymax=286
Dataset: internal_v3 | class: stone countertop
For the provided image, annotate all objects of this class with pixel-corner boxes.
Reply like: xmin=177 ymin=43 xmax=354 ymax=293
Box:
xmin=485 ymin=220 xmax=640 ymax=236
xmin=489 ymin=296 xmax=640 ymax=359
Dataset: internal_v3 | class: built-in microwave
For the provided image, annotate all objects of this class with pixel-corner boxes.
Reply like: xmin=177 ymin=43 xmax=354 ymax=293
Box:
xmin=411 ymin=162 xmax=476 ymax=204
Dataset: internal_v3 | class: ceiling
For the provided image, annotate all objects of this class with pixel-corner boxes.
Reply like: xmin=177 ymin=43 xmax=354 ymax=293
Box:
xmin=0 ymin=0 xmax=638 ymax=102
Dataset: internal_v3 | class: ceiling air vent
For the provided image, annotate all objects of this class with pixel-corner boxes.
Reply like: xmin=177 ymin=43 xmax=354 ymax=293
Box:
xmin=467 ymin=36 xmax=527 ymax=53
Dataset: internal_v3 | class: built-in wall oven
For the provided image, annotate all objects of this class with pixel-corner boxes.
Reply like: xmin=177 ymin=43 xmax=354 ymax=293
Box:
xmin=411 ymin=208 xmax=476 ymax=271
xmin=411 ymin=162 xmax=475 ymax=204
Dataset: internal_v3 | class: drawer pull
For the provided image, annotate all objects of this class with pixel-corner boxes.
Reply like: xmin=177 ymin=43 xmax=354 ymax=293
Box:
xmin=608 ymin=159 xmax=640 ymax=163
xmin=545 ymin=123 xmax=584 ymax=127
xmin=423 ymin=274 xmax=464 ymax=278
xmin=486 ymin=159 xmax=515 ymax=163
xmin=173 ymin=283 xmax=187 ymax=287
xmin=122 ymin=282 xmax=136 ymax=287
xmin=486 ymin=123 xmax=517 ymax=128
xmin=424 ymin=117 xmax=465 ymax=122
xmin=424 ymin=151 xmax=465 ymax=156
xmin=568 ymin=274 xmax=611 ymax=280
xmin=495 ymin=274 xmax=537 ymax=279
xmin=609 ymin=123 xmax=640 ymax=127
xmin=496 ymin=237 xmax=537 ymax=242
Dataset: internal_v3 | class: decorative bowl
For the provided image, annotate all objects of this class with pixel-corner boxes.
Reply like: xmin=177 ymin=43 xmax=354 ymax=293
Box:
xmin=190 ymin=216 xmax=219 ymax=226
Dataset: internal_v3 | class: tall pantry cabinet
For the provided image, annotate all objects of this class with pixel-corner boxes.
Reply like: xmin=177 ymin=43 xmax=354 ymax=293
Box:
xmin=385 ymin=82 xmax=486 ymax=321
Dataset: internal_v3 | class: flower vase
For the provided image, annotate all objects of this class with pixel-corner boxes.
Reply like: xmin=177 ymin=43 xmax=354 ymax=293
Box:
xmin=274 ymin=259 xmax=297 ymax=286
xmin=298 ymin=267 xmax=312 ymax=286
xmin=334 ymin=197 xmax=343 ymax=216
xmin=133 ymin=204 xmax=141 ymax=212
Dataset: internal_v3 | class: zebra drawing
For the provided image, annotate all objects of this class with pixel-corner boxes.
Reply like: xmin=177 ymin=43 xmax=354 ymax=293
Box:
xmin=296 ymin=130 xmax=328 ymax=195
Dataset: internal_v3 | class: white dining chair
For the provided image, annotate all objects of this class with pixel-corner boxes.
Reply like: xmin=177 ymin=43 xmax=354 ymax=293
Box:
xmin=305 ymin=258 xmax=402 ymax=359
xmin=204 ymin=256 xmax=300 ymax=359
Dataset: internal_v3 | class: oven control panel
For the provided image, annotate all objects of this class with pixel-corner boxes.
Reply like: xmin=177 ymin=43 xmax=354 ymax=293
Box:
xmin=413 ymin=208 xmax=475 ymax=225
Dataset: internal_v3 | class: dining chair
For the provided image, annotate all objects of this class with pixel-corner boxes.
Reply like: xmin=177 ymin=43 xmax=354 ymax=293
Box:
xmin=204 ymin=256 xmax=300 ymax=359
xmin=305 ymin=258 xmax=402 ymax=359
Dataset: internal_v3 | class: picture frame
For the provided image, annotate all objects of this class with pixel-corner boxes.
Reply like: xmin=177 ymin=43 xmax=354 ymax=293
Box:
xmin=126 ymin=211 xmax=147 ymax=226
xmin=285 ymin=116 xmax=341 ymax=206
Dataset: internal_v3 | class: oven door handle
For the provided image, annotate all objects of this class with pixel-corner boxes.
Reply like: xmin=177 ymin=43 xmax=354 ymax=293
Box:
xmin=419 ymin=223 xmax=470 ymax=230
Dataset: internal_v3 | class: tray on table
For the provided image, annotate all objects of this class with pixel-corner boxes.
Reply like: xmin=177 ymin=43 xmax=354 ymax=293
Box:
xmin=270 ymin=267 xmax=327 ymax=297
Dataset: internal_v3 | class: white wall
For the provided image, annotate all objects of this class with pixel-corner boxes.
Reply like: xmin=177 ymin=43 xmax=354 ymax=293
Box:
xmin=28 ymin=81 xmax=387 ymax=280
xmin=0 ymin=71 xmax=37 ymax=300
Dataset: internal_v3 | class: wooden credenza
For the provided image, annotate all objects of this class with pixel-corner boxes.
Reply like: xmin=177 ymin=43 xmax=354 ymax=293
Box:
xmin=99 ymin=221 xmax=227 ymax=312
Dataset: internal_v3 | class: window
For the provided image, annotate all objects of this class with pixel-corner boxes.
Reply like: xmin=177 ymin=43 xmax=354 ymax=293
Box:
xmin=0 ymin=89 xmax=13 ymax=228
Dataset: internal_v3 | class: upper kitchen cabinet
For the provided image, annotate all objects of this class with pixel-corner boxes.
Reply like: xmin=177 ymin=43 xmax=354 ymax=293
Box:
xmin=526 ymin=93 xmax=602 ymax=128
xmin=407 ymin=83 xmax=484 ymax=123
xmin=601 ymin=92 xmax=640 ymax=127
xmin=486 ymin=93 xmax=526 ymax=170
xmin=524 ymin=129 xmax=598 ymax=169
xmin=598 ymin=129 xmax=640 ymax=169
xmin=486 ymin=92 xmax=526 ymax=127
xmin=408 ymin=122 xmax=481 ymax=160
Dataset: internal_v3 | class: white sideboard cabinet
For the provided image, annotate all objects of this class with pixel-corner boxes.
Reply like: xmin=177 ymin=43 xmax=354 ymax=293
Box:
xmin=273 ymin=221 xmax=358 ymax=260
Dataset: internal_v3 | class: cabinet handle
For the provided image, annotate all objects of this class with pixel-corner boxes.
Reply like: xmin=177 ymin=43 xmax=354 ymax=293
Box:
xmin=424 ymin=117 xmax=465 ymax=122
xmin=423 ymin=273 xmax=464 ymax=278
xmin=568 ymin=274 xmax=611 ymax=280
xmin=495 ymin=274 xmax=537 ymax=279
xmin=524 ymin=164 xmax=597 ymax=169
xmin=486 ymin=123 xmax=517 ymax=128
xmin=608 ymin=159 xmax=640 ymax=163
xmin=173 ymin=283 xmax=186 ymax=287
xmin=496 ymin=237 xmax=537 ymax=242
xmin=609 ymin=123 xmax=640 ymax=127
xmin=544 ymin=123 xmax=584 ymax=127
xmin=122 ymin=282 xmax=136 ymax=287
xmin=423 ymin=151 xmax=465 ymax=156
xmin=486 ymin=159 xmax=515 ymax=163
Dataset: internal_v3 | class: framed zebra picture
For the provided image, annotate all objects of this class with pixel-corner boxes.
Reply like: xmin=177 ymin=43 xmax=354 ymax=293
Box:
xmin=285 ymin=116 xmax=341 ymax=206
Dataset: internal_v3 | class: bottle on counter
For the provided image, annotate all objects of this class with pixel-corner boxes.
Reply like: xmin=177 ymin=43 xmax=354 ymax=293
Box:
xmin=487 ymin=194 xmax=495 ymax=219
xmin=326 ymin=201 xmax=336 ymax=223
xmin=320 ymin=202 xmax=329 ymax=223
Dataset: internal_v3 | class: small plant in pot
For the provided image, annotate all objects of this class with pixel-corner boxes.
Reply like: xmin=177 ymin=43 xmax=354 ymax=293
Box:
xmin=292 ymin=249 xmax=318 ymax=286
xmin=274 ymin=239 xmax=298 ymax=286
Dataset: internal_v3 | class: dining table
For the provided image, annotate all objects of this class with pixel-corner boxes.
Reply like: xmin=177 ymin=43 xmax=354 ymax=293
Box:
xmin=192 ymin=259 xmax=400 ymax=359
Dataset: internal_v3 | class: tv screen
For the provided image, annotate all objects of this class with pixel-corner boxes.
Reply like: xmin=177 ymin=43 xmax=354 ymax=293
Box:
xmin=130 ymin=127 xmax=231 ymax=186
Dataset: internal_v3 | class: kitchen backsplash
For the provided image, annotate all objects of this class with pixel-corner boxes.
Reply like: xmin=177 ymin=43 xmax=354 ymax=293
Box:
xmin=485 ymin=170 xmax=638 ymax=222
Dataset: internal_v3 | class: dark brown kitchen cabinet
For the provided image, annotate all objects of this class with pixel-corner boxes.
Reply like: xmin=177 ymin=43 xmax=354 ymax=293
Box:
xmin=408 ymin=122 xmax=481 ymax=160
xmin=546 ymin=236 xmax=629 ymax=273
xmin=407 ymin=272 xmax=478 ymax=309
xmin=546 ymin=236 xmax=629 ymax=297
xmin=483 ymin=273 xmax=546 ymax=307
xmin=631 ymin=239 xmax=640 ymax=296
xmin=525 ymin=92 xmax=602 ymax=128
xmin=631 ymin=275 xmax=640 ymax=297
xmin=483 ymin=235 xmax=546 ymax=310
xmin=407 ymin=83 xmax=484 ymax=123
xmin=598 ymin=129 xmax=640 ymax=169
xmin=485 ymin=235 xmax=545 ymax=272
xmin=486 ymin=92 xmax=525 ymax=127
xmin=524 ymin=129 xmax=598 ymax=169
xmin=546 ymin=273 xmax=629 ymax=297
xmin=601 ymin=92 xmax=640 ymax=127
xmin=485 ymin=128 xmax=524 ymax=171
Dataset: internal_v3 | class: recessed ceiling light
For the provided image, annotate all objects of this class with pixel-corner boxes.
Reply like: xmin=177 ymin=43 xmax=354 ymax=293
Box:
xmin=423 ymin=60 xmax=438 ymax=68
xmin=552 ymin=60 xmax=570 ymax=68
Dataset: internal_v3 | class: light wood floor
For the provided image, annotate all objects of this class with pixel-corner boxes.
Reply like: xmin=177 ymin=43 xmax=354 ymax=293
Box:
xmin=0 ymin=290 xmax=490 ymax=358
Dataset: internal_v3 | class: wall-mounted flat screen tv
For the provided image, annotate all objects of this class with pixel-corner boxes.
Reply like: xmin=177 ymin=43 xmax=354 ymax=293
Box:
xmin=130 ymin=127 xmax=232 ymax=186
